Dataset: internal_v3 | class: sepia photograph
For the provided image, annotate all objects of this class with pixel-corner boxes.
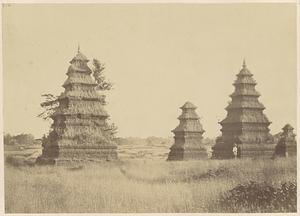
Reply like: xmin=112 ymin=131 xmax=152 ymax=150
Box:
xmin=2 ymin=1 xmax=298 ymax=214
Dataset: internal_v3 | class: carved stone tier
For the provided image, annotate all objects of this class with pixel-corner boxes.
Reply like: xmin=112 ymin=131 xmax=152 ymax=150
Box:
xmin=167 ymin=146 xmax=207 ymax=160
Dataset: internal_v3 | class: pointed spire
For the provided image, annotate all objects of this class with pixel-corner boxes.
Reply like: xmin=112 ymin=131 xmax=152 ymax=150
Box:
xmin=69 ymin=45 xmax=89 ymax=64
xmin=237 ymin=58 xmax=252 ymax=76
xmin=181 ymin=101 xmax=197 ymax=109
xmin=242 ymin=58 xmax=246 ymax=68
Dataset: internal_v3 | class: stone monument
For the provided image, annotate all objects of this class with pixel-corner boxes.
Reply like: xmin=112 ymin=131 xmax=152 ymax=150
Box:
xmin=213 ymin=60 xmax=274 ymax=159
xmin=274 ymin=124 xmax=297 ymax=157
xmin=37 ymin=48 xmax=117 ymax=164
xmin=167 ymin=102 xmax=206 ymax=160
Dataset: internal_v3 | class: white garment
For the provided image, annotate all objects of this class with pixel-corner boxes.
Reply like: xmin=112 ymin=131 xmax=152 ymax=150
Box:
xmin=233 ymin=146 xmax=238 ymax=156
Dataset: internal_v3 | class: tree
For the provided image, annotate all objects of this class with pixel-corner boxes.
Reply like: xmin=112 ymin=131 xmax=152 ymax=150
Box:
xmin=91 ymin=59 xmax=117 ymax=137
xmin=4 ymin=133 xmax=12 ymax=145
xmin=37 ymin=94 xmax=59 ymax=120
xmin=105 ymin=122 xmax=118 ymax=139
xmin=92 ymin=59 xmax=113 ymax=91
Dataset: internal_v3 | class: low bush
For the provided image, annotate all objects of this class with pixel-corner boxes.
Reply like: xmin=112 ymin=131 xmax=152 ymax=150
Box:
xmin=5 ymin=155 xmax=35 ymax=167
xmin=218 ymin=181 xmax=296 ymax=212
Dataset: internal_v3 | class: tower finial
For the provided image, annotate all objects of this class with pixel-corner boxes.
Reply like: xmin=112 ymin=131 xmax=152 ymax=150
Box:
xmin=242 ymin=58 xmax=246 ymax=68
xmin=77 ymin=44 xmax=80 ymax=53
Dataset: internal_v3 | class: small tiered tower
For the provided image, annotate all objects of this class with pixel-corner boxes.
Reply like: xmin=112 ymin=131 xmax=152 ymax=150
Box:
xmin=213 ymin=60 xmax=274 ymax=159
xmin=37 ymin=48 xmax=117 ymax=164
xmin=167 ymin=102 xmax=206 ymax=160
xmin=274 ymin=124 xmax=297 ymax=157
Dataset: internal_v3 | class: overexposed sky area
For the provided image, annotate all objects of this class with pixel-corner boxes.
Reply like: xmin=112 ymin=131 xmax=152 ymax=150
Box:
xmin=3 ymin=4 xmax=297 ymax=139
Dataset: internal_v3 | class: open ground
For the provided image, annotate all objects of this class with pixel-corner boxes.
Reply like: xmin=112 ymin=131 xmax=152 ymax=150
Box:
xmin=5 ymin=157 xmax=296 ymax=213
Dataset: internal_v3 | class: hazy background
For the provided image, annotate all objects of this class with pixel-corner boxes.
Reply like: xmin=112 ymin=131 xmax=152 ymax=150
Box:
xmin=3 ymin=4 xmax=297 ymax=139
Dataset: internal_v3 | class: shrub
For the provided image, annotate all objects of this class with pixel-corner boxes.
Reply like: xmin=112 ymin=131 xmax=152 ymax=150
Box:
xmin=5 ymin=155 xmax=35 ymax=167
xmin=218 ymin=181 xmax=296 ymax=212
xmin=5 ymin=155 xmax=26 ymax=167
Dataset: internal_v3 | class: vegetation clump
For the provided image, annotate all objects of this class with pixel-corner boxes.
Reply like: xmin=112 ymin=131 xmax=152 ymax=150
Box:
xmin=5 ymin=155 xmax=36 ymax=167
xmin=218 ymin=181 xmax=297 ymax=212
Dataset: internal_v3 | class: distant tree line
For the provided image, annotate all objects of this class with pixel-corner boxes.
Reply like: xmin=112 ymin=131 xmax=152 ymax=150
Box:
xmin=4 ymin=133 xmax=37 ymax=146
xmin=114 ymin=136 xmax=217 ymax=147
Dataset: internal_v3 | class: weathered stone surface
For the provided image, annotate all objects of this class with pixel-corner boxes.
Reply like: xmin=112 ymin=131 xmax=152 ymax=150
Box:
xmin=36 ymin=50 xmax=117 ymax=165
xmin=167 ymin=102 xmax=207 ymax=160
xmin=213 ymin=61 xmax=274 ymax=159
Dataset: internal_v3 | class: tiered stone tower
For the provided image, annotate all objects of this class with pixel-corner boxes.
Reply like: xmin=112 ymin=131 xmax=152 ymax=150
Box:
xmin=167 ymin=102 xmax=206 ymax=160
xmin=37 ymin=49 xmax=117 ymax=164
xmin=274 ymin=124 xmax=297 ymax=157
xmin=213 ymin=60 xmax=274 ymax=159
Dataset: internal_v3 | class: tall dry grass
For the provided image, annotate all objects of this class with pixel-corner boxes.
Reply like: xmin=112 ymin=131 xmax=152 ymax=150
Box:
xmin=4 ymin=157 xmax=296 ymax=213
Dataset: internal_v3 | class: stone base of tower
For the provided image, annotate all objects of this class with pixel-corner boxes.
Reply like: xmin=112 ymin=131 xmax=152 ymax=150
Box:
xmin=212 ymin=148 xmax=233 ymax=159
xmin=36 ymin=145 xmax=118 ymax=165
xmin=167 ymin=147 xmax=207 ymax=161
xmin=212 ymin=142 xmax=276 ymax=159
xmin=275 ymin=144 xmax=297 ymax=158
xmin=212 ymin=141 xmax=234 ymax=159
xmin=240 ymin=143 xmax=276 ymax=159
xmin=286 ymin=145 xmax=297 ymax=157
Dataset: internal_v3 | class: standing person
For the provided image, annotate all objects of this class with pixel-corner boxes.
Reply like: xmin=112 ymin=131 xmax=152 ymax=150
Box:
xmin=207 ymin=146 xmax=213 ymax=159
xmin=232 ymin=143 xmax=238 ymax=159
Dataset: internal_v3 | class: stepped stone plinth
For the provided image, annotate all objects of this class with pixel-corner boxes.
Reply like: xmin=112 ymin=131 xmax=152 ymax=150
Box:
xmin=167 ymin=102 xmax=207 ymax=160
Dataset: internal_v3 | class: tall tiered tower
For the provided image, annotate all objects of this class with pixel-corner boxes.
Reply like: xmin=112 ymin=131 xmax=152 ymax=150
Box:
xmin=213 ymin=60 xmax=274 ymax=159
xmin=167 ymin=102 xmax=206 ymax=160
xmin=37 ymin=49 xmax=117 ymax=164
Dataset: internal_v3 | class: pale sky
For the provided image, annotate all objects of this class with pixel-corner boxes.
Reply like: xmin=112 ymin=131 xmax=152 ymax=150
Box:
xmin=3 ymin=4 xmax=297 ymax=139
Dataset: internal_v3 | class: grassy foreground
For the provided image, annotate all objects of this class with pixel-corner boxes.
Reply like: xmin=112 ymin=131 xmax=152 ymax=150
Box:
xmin=5 ymin=157 xmax=296 ymax=213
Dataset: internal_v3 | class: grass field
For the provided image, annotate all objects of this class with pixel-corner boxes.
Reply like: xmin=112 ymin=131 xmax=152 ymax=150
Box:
xmin=4 ymin=157 xmax=296 ymax=213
